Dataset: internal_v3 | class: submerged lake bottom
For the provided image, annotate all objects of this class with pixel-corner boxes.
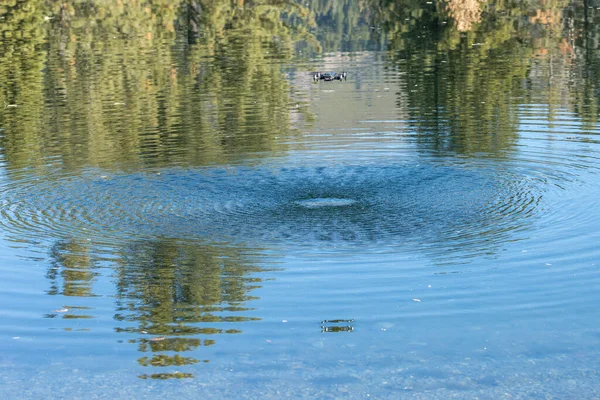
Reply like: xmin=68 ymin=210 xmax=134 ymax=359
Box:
xmin=3 ymin=289 xmax=600 ymax=400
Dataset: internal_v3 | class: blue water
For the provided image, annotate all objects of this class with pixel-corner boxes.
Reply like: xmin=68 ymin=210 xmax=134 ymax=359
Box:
xmin=0 ymin=162 xmax=534 ymax=253
xmin=2 ymin=2 xmax=600 ymax=398
xmin=2 ymin=113 xmax=600 ymax=397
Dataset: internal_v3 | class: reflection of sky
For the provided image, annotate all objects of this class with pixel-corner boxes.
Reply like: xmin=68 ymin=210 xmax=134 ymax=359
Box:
xmin=0 ymin=240 xmax=121 ymax=360
xmin=515 ymin=107 xmax=600 ymax=185
xmin=287 ymin=54 xmax=417 ymax=164
xmin=294 ymin=53 xmax=408 ymax=129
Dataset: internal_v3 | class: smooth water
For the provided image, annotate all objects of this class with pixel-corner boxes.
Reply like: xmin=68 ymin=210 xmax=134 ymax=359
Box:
xmin=2 ymin=1 xmax=600 ymax=398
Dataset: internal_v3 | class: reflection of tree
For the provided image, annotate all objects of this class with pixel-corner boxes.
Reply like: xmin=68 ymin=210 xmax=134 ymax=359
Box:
xmin=572 ymin=1 xmax=600 ymax=125
xmin=47 ymin=239 xmax=95 ymax=298
xmin=375 ymin=0 xmax=533 ymax=155
xmin=301 ymin=0 xmax=377 ymax=52
xmin=0 ymin=0 xmax=47 ymax=171
xmin=367 ymin=0 xmax=600 ymax=151
xmin=113 ymin=240 xmax=265 ymax=379
xmin=366 ymin=0 xmax=600 ymax=155
xmin=45 ymin=239 xmax=95 ymax=323
xmin=175 ymin=1 xmax=316 ymax=164
xmin=43 ymin=236 xmax=266 ymax=378
xmin=539 ymin=0 xmax=600 ymax=126
xmin=0 ymin=1 xmax=315 ymax=174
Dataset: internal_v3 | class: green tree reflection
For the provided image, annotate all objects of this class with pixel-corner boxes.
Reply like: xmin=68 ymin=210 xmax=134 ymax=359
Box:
xmin=0 ymin=0 xmax=47 ymax=171
xmin=113 ymin=240 xmax=265 ymax=379
xmin=47 ymin=239 xmax=95 ymax=299
xmin=0 ymin=0 xmax=315 ymax=173
xmin=302 ymin=0 xmax=378 ymax=52
xmin=372 ymin=0 xmax=528 ymax=155
xmin=370 ymin=0 xmax=600 ymax=155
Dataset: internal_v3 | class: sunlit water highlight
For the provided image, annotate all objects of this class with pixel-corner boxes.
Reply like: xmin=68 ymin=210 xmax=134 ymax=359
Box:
xmin=294 ymin=197 xmax=357 ymax=208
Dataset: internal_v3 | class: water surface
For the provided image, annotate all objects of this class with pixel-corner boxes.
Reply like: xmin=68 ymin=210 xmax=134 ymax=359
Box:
xmin=2 ymin=1 xmax=600 ymax=398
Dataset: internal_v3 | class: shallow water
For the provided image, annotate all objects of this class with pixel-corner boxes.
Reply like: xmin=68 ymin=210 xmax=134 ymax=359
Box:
xmin=2 ymin=1 xmax=600 ymax=398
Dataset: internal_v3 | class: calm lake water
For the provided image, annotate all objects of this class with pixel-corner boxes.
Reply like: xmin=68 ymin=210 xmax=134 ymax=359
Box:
xmin=2 ymin=1 xmax=600 ymax=398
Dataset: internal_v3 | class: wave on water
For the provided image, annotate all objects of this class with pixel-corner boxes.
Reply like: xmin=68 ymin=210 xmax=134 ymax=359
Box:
xmin=0 ymin=163 xmax=541 ymax=257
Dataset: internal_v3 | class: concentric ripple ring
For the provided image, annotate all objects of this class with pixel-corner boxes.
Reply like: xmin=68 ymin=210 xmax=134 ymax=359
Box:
xmin=0 ymin=163 xmax=542 ymax=255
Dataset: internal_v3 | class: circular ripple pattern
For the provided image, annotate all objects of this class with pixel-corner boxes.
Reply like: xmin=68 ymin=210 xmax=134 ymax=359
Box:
xmin=0 ymin=164 xmax=541 ymax=254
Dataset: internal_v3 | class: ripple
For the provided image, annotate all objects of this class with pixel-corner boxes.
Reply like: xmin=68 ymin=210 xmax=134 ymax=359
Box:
xmin=0 ymin=163 xmax=542 ymax=258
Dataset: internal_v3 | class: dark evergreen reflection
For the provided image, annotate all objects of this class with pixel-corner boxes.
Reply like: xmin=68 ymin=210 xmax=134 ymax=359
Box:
xmin=45 ymin=238 xmax=267 ymax=379
xmin=302 ymin=0 xmax=382 ymax=52
xmin=3 ymin=1 xmax=600 ymax=167
xmin=370 ymin=0 xmax=600 ymax=154
xmin=44 ymin=239 xmax=96 ymax=322
xmin=383 ymin=0 xmax=531 ymax=155
xmin=0 ymin=0 xmax=315 ymax=173
xmin=47 ymin=239 xmax=96 ymax=299
xmin=113 ymin=240 xmax=264 ymax=379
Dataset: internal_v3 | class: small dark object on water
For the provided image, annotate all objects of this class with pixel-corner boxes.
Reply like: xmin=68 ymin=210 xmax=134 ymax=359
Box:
xmin=321 ymin=319 xmax=355 ymax=333
xmin=321 ymin=319 xmax=354 ymax=324
xmin=321 ymin=325 xmax=354 ymax=333
xmin=313 ymin=72 xmax=347 ymax=82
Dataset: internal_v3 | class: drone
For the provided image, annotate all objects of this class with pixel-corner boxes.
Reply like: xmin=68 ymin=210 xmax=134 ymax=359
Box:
xmin=313 ymin=71 xmax=348 ymax=82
